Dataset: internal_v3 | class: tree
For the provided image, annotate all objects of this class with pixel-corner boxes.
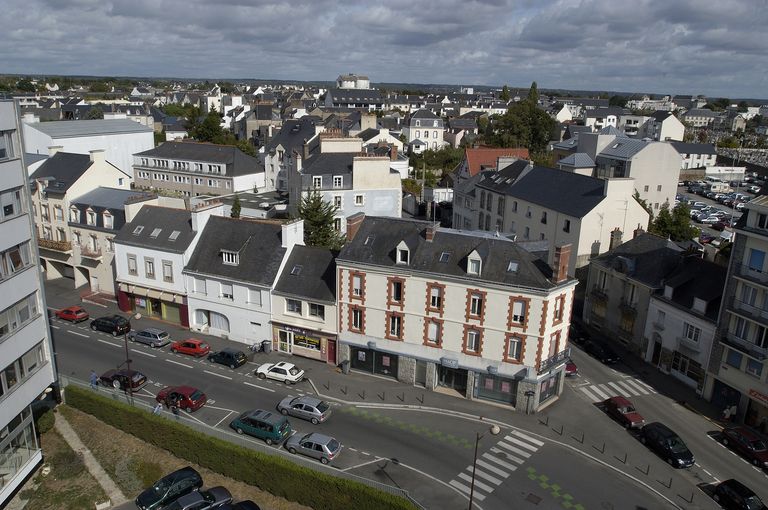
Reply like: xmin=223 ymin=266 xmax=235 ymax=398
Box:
xmin=609 ymin=95 xmax=628 ymax=108
xmin=499 ymin=85 xmax=511 ymax=102
xmin=718 ymin=136 xmax=740 ymax=148
xmin=85 ymin=107 xmax=104 ymax=120
xmin=16 ymin=79 xmax=36 ymax=92
xmin=297 ymin=190 xmax=345 ymax=250
xmin=230 ymin=195 xmax=241 ymax=218
xmin=634 ymin=190 xmax=653 ymax=220
xmin=527 ymin=81 xmax=539 ymax=105
xmin=650 ymin=202 xmax=673 ymax=237
xmin=737 ymin=101 xmax=749 ymax=112
xmin=650 ymin=203 xmax=698 ymax=241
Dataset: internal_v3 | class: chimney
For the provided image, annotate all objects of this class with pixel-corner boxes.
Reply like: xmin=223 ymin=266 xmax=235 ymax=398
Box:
xmin=48 ymin=145 xmax=63 ymax=156
xmin=551 ymin=243 xmax=571 ymax=284
xmin=425 ymin=223 xmax=437 ymax=242
xmin=346 ymin=212 xmax=365 ymax=241
xmin=390 ymin=144 xmax=398 ymax=162
xmin=191 ymin=201 xmax=224 ymax=232
xmin=23 ymin=112 xmax=39 ymax=124
xmin=609 ymin=227 xmax=623 ymax=250
xmin=633 ymin=224 xmax=645 ymax=239
xmin=302 ymin=138 xmax=310 ymax=160
xmin=281 ymin=218 xmax=305 ymax=249
xmin=89 ymin=149 xmax=106 ymax=164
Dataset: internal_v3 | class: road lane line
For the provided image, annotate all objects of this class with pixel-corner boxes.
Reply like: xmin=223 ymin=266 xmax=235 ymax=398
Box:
xmin=213 ymin=411 xmax=234 ymax=428
xmin=469 ymin=465 xmax=503 ymax=484
xmin=69 ymin=330 xmax=89 ymax=338
xmin=165 ymin=359 xmax=193 ymax=369
xmin=50 ymin=325 xmax=60 ymax=329
xmin=482 ymin=452 xmax=518 ymax=471
xmin=97 ymin=339 xmax=120 ymax=347
xmin=458 ymin=472 xmax=493 ymax=492
xmin=579 ymin=386 xmax=601 ymax=401
xmin=243 ymin=381 xmax=275 ymax=392
xmin=131 ymin=349 xmax=156 ymax=358
xmin=204 ymin=370 xmax=232 ymax=380
xmin=504 ymin=436 xmax=538 ymax=452
xmin=340 ymin=457 xmax=384 ymax=472
xmin=496 ymin=442 xmax=531 ymax=458
xmin=475 ymin=459 xmax=509 ymax=477
xmin=510 ymin=430 xmax=545 ymax=447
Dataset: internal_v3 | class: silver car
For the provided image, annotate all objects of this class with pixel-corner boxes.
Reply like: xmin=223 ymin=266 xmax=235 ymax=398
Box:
xmin=128 ymin=327 xmax=171 ymax=348
xmin=163 ymin=486 xmax=232 ymax=510
xmin=277 ymin=396 xmax=332 ymax=425
xmin=285 ymin=432 xmax=342 ymax=464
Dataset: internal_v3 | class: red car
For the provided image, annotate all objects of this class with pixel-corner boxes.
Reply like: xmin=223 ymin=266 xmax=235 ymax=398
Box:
xmin=565 ymin=360 xmax=579 ymax=377
xmin=155 ymin=386 xmax=207 ymax=413
xmin=170 ymin=338 xmax=211 ymax=357
xmin=603 ymin=396 xmax=645 ymax=429
xmin=721 ymin=426 xmax=768 ymax=468
xmin=55 ymin=306 xmax=89 ymax=323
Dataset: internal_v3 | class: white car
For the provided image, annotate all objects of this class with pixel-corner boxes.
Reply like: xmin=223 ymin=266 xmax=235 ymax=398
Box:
xmin=256 ymin=361 xmax=305 ymax=384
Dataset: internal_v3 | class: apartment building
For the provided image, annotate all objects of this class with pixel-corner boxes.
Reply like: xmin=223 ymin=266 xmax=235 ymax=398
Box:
xmin=0 ymin=100 xmax=57 ymax=505
xmin=670 ymin=142 xmax=718 ymax=170
xmin=262 ymin=116 xmax=322 ymax=192
xmin=402 ymin=109 xmax=447 ymax=153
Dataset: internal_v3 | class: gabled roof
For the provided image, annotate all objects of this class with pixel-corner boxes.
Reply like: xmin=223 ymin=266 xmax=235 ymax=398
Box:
xmin=684 ymin=108 xmax=717 ymax=117
xmin=326 ymin=89 xmax=383 ymax=103
xmin=592 ymin=232 xmax=683 ymax=288
xmin=274 ymin=245 xmax=336 ymax=303
xmin=669 ymin=142 xmax=717 ymax=155
xmin=558 ymin=153 xmax=595 ymax=168
xmin=651 ymin=111 xmax=674 ymax=122
xmin=265 ymin=116 xmax=320 ymax=153
xmin=27 ymin=119 xmax=153 ymax=137
xmin=338 ymin=216 xmax=561 ymax=290
xmin=114 ymin=206 xmax=196 ymax=253
xmin=136 ymin=141 xmax=263 ymax=177
xmin=357 ymin=128 xmax=381 ymax=142
xmin=30 ymin=152 xmax=94 ymax=193
xmin=302 ymin=153 xmax=355 ymax=176
xmin=462 ymin=147 xmax=530 ymax=177
xmin=598 ymin=125 xmax=625 ymax=136
xmin=184 ymin=216 xmax=286 ymax=286
xmin=585 ymin=107 xmax=629 ymax=118
xmin=597 ymin=137 xmax=648 ymax=160
xmin=410 ymin=109 xmax=440 ymax=120
xmin=657 ymin=256 xmax=725 ymax=321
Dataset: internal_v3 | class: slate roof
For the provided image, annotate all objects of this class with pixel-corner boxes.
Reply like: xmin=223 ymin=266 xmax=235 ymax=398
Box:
xmin=357 ymin=128 xmax=380 ymax=142
xmin=598 ymin=126 xmax=625 ymax=136
xmin=274 ymin=245 xmax=336 ymax=303
xmin=552 ymin=138 xmax=579 ymax=152
xmin=136 ymin=141 xmax=263 ymax=177
xmin=30 ymin=152 xmax=94 ymax=193
xmin=657 ymin=256 xmax=725 ymax=321
xmin=684 ymin=109 xmax=717 ymax=118
xmin=184 ymin=216 xmax=286 ymax=287
xmin=651 ymin=111 xmax=674 ymax=122
xmin=592 ymin=232 xmax=684 ymax=288
xmin=302 ymin=153 xmax=355 ymax=176
xmin=27 ymin=119 xmax=153 ymax=137
xmin=462 ymin=147 xmax=531 ymax=177
xmin=585 ymin=107 xmax=629 ymax=118
xmin=558 ymin=153 xmax=595 ymax=168
xmin=448 ymin=118 xmax=478 ymax=130
xmin=338 ymin=216 xmax=561 ymax=290
xmin=326 ymin=89 xmax=383 ymax=103
xmin=669 ymin=142 xmax=717 ymax=155
xmin=114 ymin=206 xmax=196 ymax=253
xmin=597 ymin=137 xmax=648 ymax=160
xmin=265 ymin=116 xmax=321 ymax=154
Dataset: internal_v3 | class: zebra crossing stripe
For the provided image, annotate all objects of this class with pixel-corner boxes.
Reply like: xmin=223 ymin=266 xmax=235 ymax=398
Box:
xmin=611 ymin=380 xmax=642 ymax=395
xmin=590 ymin=384 xmax=612 ymax=400
xmin=634 ymin=379 xmax=656 ymax=392
xmin=458 ymin=472 xmax=494 ymax=493
xmin=618 ymin=379 xmax=650 ymax=395
xmin=489 ymin=447 xmax=525 ymax=464
xmin=475 ymin=459 xmax=509 ymax=477
xmin=510 ymin=430 xmax=545 ymax=447
xmin=468 ymin=465 xmax=503 ymax=485
xmin=505 ymin=436 xmax=538 ymax=452
xmin=483 ymin=452 xmax=519 ymax=471
xmin=606 ymin=381 xmax=628 ymax=395
xmin=580 ymin=386 xmax=602 ymax=401
xmin=449 ymin=479 xmax=478 ymax=498
xmin=496 ymin=441 xmax=532 ymax=458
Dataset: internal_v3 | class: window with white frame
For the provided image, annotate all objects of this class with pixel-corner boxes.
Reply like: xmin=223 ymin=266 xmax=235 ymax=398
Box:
xmin=683 ymin=322 xmax=701 ymax=343
xmin=468 ymin=258 xmax=481 ymax=275
xmin=354 ymin=194 xmax=364 ymax=206
xmin=333 ymin=176 xmax=343 ymax=188
xmin=221 ymin=282 xmax=233 ymax=300
xmin=429 ymin=285 xmax=442 ymax=310
xmin=194 ymin=277 xmax=206 ymax=294
xmin=106 ymin=238 xmax=114 ymax=252
xmin=221 ymin=250 xmax=239 ymax=265
xmin=397 ymin=248 xmax=409 ymax=264
xmin=72 ymin=231 xmax=81 ymax=246
xmin=54 ymin=206 xmax=63 ymax=221
xmin=352 ymin=274 xmax=362 ymax=296
xmin=247 ymin=289 xmax=261 ymax=306
xmin=313 ymin=176 xmax=322 ymax=188
xmin=0 ymin=293 xmax=39 ymax=339
xmin=470 ymin=293 xmax=483 ymax=317
xmin=511 ymin=300 xmax=527 ymax=324
xmin=466 ymin=329 xmax=480 ymax=352
xmin=144 ymin=258 xmax=155 ymax=279
xmin=162 ymin=261 xmax=173 ymax=283
xmin=309 ymin=303 xmax=325 ymax=320
xmin=0 ymin=130 xmax=16 ymax=160
xmin=427 ymin=320 xmax=441 ymax=344
xmin=286 ymin=298 xmax=302 ymax=314
xmin=333 ymin=196 xmax=342 ymax=208
xmin=507 ymin=335 xmax=522 ymax=360
xmin=388 ymin=314 xmax=402 ymax=338
xmin=69 ymin=207 xmax=79 ymax=222
xmin=127 ymin=254 xmax=137 ymax=276
xmin=351 ymin=308 xmax=363 ymax=330
xmin=103 ymin=212 xmax=113 ymax=229
xmin=86 ymin=210 xmax=96 ymax=226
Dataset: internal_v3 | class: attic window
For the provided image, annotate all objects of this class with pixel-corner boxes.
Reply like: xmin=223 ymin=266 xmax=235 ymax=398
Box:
xmin=132 ymin=226 xmax=144 ymax=235
xmin=468 ymin=258 xmax=481 ymax=276
xmin=507 ymin=261 xmax=519 ymax=273
xmin=439 ymin=252 xmax=450 ymax=263
xmin=221 ymin=250 xmax=239 ymax=266
xmin=290 ymin=265 xmax=302 ymax=276
xmin=612 ymin=143 xmax=621 ymax=148
xmin=364 ymin=235 xmax=375 ymax=246
xmin=398 ymin=249 xmax=409 ymax=265
xmin=169 ymin=230 xmax=180 ymax=241
xmin=150 ymin=228 xmax=162 ymax=238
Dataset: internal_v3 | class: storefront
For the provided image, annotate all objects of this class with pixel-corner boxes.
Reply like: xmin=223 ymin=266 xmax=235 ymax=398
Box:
xmin=437 ymin=358 xmax=468 ymax=395
xmin=116 ymin=283 xmax=188 ymax=326
xmin=475 ymin=372 xmax=518 ymax=406
xmin=350 ymin=346 xmax=399 ymax=378
xmin=538 ymin=371 xmax=561 ymax=404
xmin=745 ymin=388 xmax=768 ymax=433
xmin=710 ymin=378 xmax=742 ymax=416
xmin=272 ymin=323 xmax=337 ymax=364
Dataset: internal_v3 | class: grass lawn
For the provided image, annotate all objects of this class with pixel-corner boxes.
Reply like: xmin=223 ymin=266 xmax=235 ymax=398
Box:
xmin=59 ymin=406 xmax=313 ymax=510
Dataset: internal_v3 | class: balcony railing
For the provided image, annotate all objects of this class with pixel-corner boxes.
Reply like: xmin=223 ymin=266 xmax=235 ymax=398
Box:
xmin=729 ymin=297 xmax=768 ymax=324
xmin=37 ymin=238 xmax=72 ymax=253
xmin=590 ymin=286 xmax=608 ymax=301
xmin=736 ymin=264 xmax=768 ymax=285
xmin=720 ymin=332 xmax=768 ymax=361
xmin=538 ymin=347 xmax=571 ymax=374
xmin=80 ymin=246 xmax=103 ymax=260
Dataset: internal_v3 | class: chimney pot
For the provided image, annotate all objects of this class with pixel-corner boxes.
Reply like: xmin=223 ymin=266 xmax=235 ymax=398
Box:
xmin=425 ymin=223 xmax=437 ymax=242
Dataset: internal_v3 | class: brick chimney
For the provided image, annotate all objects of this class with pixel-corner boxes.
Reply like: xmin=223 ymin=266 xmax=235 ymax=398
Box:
xmin=390 ymin=144 xmax=398 ymax=162
xmin=609 ymin=227 xmax=623 ymax=251
xmin=551 ymin=244 xmax=571 ymax=284
xmin=425 ymin=223 xmax=437 ymax=242
xmin=633 ymin=225 xmax=645 ymax=239
xmin=346 ymin=212 xmax=365 ymax=241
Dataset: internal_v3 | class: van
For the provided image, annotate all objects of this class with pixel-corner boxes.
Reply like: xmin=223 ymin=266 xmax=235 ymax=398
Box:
xmin=230 ymin=409 xmax=292 ymax=445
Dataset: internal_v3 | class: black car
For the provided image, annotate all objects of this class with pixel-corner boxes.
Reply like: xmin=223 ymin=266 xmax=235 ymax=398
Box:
xmin=639 ymin=422 xmax=695 ymax=468
xmin=568 ymin=323 xmax=588 ymax=345
xmin=99 ymin=369 xmax=147 ymax=391
xmin=90 ymin=315 xmax=131 ymax=336
xmin=713 ymin=479 xmax=766 ymax=510
xmin=219 ymin=502 xmax=262 ymax=510
xmin=208 ymin=348 xmax=248 ymax=369
xmin=135 ymin=466 xmax=203 ymax=510
xmin=583 ymin=341 xmax=619 ymax=364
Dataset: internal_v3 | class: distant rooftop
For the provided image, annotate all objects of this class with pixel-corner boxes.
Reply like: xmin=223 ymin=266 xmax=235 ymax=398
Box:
xmin=26 ymin=119 xmax=153 ymax=138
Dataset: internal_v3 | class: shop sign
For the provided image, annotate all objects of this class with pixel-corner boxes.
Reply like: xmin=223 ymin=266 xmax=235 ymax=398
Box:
xmin=749 ymin=389 xmax=768 ymax=406
xmin=441 ymin=357 xmax=459 ymax=369
xmin=283 ymin=325 xmax=315 ymax=336
xmin=294 ymin=332 xmax=321 ymax=351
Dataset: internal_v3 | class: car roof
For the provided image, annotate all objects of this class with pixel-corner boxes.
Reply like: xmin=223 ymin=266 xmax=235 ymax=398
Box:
xmin=166 ymin=385 xmax=198 ymax=395
xmin=221 ymin=347 xmax=243 ymax=355
xmin=247 ymin=409 xmax=285 ymax=424
xmin=140 ymin=327 xmax=166 ymax=334
xmin=645 ymin=422 xmax=676 ymax=437
xmin=726 ymin=426 xmax=762 ymax=440
xmin=304 ymin=432 xmax=334 ymax=444
xmin=719 ymin=479 xmax=757 ymax=497
xmin=608 ymin=396 xmax=633 ymax=406
xmin=295 ymin=395 xmax=324 ymax=406
xmin=274 ymin=361 xmax=296 ymax=369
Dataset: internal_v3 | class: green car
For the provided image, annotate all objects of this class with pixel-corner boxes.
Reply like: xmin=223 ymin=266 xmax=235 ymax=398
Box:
xmin=230 ymin=409 xmax=292 ymax=445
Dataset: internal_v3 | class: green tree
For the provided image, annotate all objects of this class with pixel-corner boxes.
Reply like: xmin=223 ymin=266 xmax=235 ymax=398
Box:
xmin=16 ymin=79 xmax=36 ymax=92
xmin=402 ymin=178 xmax=422 ymax=197
xmin=718 ymin=136 xmax=739 ymax=148
xmin=85 ymin=107 xmax=104 ymax=120
xmin=89 ymin=81 xmax=110 ymax=93
xmin=634 ymin=190 xmax=653 ymax=220
xmin=650 ymin=203 xmax=698 ymax=241
xmin=527 ymin=81 xmax=539 ymax=105
xmin=737 ymin=100 xmax=749 ymax=112
xmin=650 ymin=202 xmax=673 ymax=236
xmin=609 ymin=95 xmax=628 ymax=108
xmin=499 ymin=85 xmax=511 ymax=102
xmin=230 ymin=195 xmax=241 ymax=218
xmin=297 ymin=190 xmax=345 ymax=250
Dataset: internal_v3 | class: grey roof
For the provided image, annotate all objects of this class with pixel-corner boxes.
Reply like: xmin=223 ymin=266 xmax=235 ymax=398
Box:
xmin=30 ymin=152 xmax=93 ymax=193
xmin=274 ymin=245 xmax=336 ymax=303
xmin=184 ymin=216 xmax=286 ymax=286
xmin=326 ymin=89 xmax=383 ymax=103
xmin=27 ymin=119 xmax=152 ymax=138
xmin=302 ymin=153 xmax=354 ymax=176
xmin=598 ymin=126 xmax=625 ymax=136
xmin=114 ymin=206 xmax=196 ymax=253
xmin=448 ymin=118 xmax=478 ymax=130
xmin=558 ymin=153 xmax=595 ymax=168
xmin=585 ymin=107 xmax=629 ymax=118
xmin=338 ymin=216 xmax=561 ymax=290
xmin=669 ymin=142 xmax=717 ymax=155
xmin=592 ymin=232 xmax=683 ymax=288
xmin=597 ymin=137 xmax=648 ymax=160
xmin=553 ymin=137 xmax=579 ymax=151
xmin=357 ymin=128 xmax=381 ymax=142
xmin=265 ymin=116 xmax=321 ymax=154
xmin=657 ymin=256 xmax=725 ymax=321
xmin=651 ymin=111 xmax=674 ymax=122
xmin=684 ymin=108 xmax=717 ymax=118
xmin=136 ymin=141 xmax=263 ymax=177
xmin=24 ymin=152 xmax=48 ymax=166
xmin=71 ymin=187 xmax=153 ymax=210
xmin=410 ymin=109 xmax=440 ymax=120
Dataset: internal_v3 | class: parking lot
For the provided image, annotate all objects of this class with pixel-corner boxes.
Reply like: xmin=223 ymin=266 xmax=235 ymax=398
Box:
xmin=677 ymin=181 xmax=757 ymax=244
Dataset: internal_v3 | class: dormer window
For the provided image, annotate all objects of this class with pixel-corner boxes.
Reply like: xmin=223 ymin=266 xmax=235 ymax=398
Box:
xmin=69 ymin=207 xmax=79 ymax=223
xmin=132 ymin=226 xmax=144 ymax=235
xmin=103 ymin=212 xmax=113 ymax=229
xmin=86 ymin=209 xmax=96 ymax=226
xmin=221 ymin=250 xmax=239 ymax=266
xmin=467 ymin=251 xmax=482 ymax=275
xmin=396 ymin=241 xmax=410 ymax=265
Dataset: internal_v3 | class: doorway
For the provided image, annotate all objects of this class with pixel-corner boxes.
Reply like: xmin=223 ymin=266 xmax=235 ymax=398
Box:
xmin=651 ymin=340 xmax=662 ymax=366
xmin=327 ymin=339 xmax=337 ymax=365
xmin=415 ymin=360 xmax=427 ymax=387
xmin=278 ymin=330 xmax=293 ymax=353
xmin=438 ymin=366 xmax=467 ymax=394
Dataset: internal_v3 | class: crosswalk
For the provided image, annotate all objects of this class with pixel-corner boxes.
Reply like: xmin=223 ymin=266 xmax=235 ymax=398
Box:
xmin=577 ymin=378 xmax=656 ymax=402
xmin=449 ymin=429 xmax=544 ymax=502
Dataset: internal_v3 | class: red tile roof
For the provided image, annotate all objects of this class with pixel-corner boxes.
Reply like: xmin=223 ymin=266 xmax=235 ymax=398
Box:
xmin=464 ymin=147 xmax=530 ymax=177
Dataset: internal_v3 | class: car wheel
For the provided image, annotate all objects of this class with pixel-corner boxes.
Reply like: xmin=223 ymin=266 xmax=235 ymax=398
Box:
xmin=320 ymin=457 xmax=329 ymax=465
xmin=171 ymin=348 xmax=177 ymax=354
xmin=258 ymin=373 xmax=266 ymax=379
xmin=91 ymin=324 xmax=97 ymax=331
xmin=280 ymin=409 xmax=289 ymax=416
xmin=284 ymin=379 xmax=290 ymax=385
xmin=311 ymin=418 xmax=319 ymax=425
xmin=266 ymin=438 xmax=274 ymax=445
xmin=722 ymin=438 xmax=729 ymax=446
xmin=289 ymin=447 xmax=296 ymax=455
xmin=640 ymin=436 xmax=647 ymax=445
xmin=229 ymin=363 xmax=236 ymax=369
xmin=112 ymin=380 xmax=121 ymax=390
xmin=667 ymin=458 xmax=675 ymax=466
xmin=185 ymin=406 xmax=192 ymax=413
xmin=713 ymin=494 xmax=720 ymax=503
xmin=112 ymin=330 xmax=119 ymax=337
xmin=236 ymin=427 xmax=244 ymax=435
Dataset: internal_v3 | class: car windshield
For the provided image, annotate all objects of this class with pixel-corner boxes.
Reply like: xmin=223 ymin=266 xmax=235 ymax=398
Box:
xmin=277 ymin=421 xmax=289 ymax=433
xmin=190 ymin=390 xmax=204 ymax=401
xmin=288 ymin=367 xmax=300 ymax=375
xmin=745 ymin=495 xmax=765 ymax=510
xmin=135 ymin=479 xmax=171 ymax=507
xmin=131 ymin=372 xmax=145 ymax=383
xmin=749 ymin=439 xmax=767 ymax=451
xmin=327 ymin=439 xmax=340 ymax=451
xmin=667 ymin=437 xmax=688 ymax=453
xmin=199 ymin=343 xmax=209 ymax=349
xmin=316 ymin=402 xmax=330 ymax=413
xmin=624 ymin=406 xmax=636 ymax=413
xmin=114 ymin=317 xmax=128 ymax=325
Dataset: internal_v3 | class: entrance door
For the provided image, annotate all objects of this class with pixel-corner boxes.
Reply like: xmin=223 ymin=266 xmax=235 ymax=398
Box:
xmin=326 ymin=339 xmax=337 ymax=365
xmin=415 ymin=360 xmax=427 ymax=387
xmin=90 ymin=275 xmax=99 ymax=292
xmin=278 ymin=330 xmax=292 ymax=353
xmin=651 ymin=340 xmax=662 ymax=366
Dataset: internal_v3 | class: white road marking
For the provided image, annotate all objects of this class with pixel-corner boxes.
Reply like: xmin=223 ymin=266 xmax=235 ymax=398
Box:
xmin=449 ymin=479 xmax=476 ymax=498
xmin=243 ymin=381 xmax=275 ymax=392
xmin=475 ymin=458 xmax=510 ymax=477
xmin=482 ymin=452 xmax=519 ymax=471
xmin=510 ymin=430 xmax=545 ymax=447
xmin=97 ymin=339 xmax=120 ymax=347
xmin=468 ymin=465 xmax=503 ymax=485
xmin=590 ymin=384 xmax=612 ymax=400
xmin=611 ymin=380 xmax=640 ymax=395
xmin=204 ymin=370 xmax=232 ymax=380
xmin=50 ymin=325 xmax=60 ymax=329
xmin=489 ymin=446 xmax=525 ymax=464
xmin=69 ymin=331 xmax=89 ymax=338
xmin=340 ymin=457 xmax=384 ymax=472
xmin=131 ymin=349 xmax=156 ymax=358
xmin=505 ymin=436 xmax=538 ymax=452
xmin=213 ymin=411 xmax=234 ymax=428
xmin=580 ymin=386 xmax=601 ymax=401
xmin=606 ymin=382 xmax=628 ymax=394
xmin=458 ymin=472 xmax=494 ymax=493
xmin=165 ymin=359 xmax=193 ymax=369
xmin=619 ymin=379 xmax=650 ymax=395
xmin=496 ymin=442 xmax=531 ymax=458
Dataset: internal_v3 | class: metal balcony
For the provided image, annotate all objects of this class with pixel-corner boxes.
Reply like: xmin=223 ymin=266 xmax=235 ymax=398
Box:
xmin=735 ymin=264 xmax=768 ymax=286
xmin=729 ymin=297 xmax=768 ymax=325
xmin=37 ymin=237 xmax=72 ymax=253
xmin=720 ymin=333 xmax=768 ymax=361
xmin=538 ymin=347 xmax=571 ymax=374
xmin=590 ymin=286 xmax=608 ymax=302
xmin=80 ymin=246 xmax=103 ymax=260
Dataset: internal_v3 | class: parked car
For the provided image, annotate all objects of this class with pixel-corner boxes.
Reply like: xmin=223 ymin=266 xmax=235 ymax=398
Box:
xmin=99 ymin=369 xmax=147 ymax=391
xmin=603 ymin=396 xmax=645 ymax=429
xmin=256 ymin=362 xmax=304 ymax=384
xmin=208 ymin=348 xmax=247 ymax=369
xmin=134 ymin=466 xmax=203 ymax=510
xmin=720 ymin=426 xmax=768 ymax=468
xmin=55 ymin=306 xmax=89 ymax=323
xmin=277 ymin=395 xmax=332 ymax=424
xmin=163 ymin=486 xmax=233 ymax=510
xmin=639 ymin=422 xmax=695 ymax=468
xmin=230 ymin=409 xmax=292 ymax=445
xmin=156 ymin=386 xmax=207 ymax=413
xmin=128 ymin=327 xmax=171 ymax=348
xmin=171 ymin=338 xmax=211 ymax=357
xmin=713 ymin=479 xmax=766 ymax=510
xmin=568 ymin=323 xmax=588 ymax=345
xmin=565 ymin=360 xmax=579 ymax=377
xmin=219 ymin=502 xmax=261 ymax=510
xmin=699 ymin=233 xmax=716 ymax=244
xmin=702 ymin=215 xmax=723 ymax=225
xmin=583 ymin=341 xmax=619 ymax=364
xmin=711 ymin=221 xmax=728 ymax=232
xmin=285 ymin=432 xmax=342 ymax=464
xmin=90 ymin=315 xmax=131 ymax=336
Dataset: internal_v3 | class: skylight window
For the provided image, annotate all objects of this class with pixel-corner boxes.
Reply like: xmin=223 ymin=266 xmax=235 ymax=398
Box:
xmin=507 ymin=261 xmax=519 ymax=273
xmin=150 ymin=228 xmax=162 ymax=238
xmin=290 ymin=265 xmax=302 ymax=276
xmin=364 ymin=235 xmax=375 ymax=246
xmin=132 ymin=226 xmax=144 ymax=235
xmin=221 ymin=250 xmax=239 ymax=266
xmin=169 ymin=230 xmax=180 ymax=241
xmin=439 ymin=252 xmax=451 ymax=263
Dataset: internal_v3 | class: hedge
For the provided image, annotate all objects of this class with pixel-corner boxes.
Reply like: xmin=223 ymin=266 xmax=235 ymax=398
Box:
xmin=65 ymin=386 xmax=417 ymax=510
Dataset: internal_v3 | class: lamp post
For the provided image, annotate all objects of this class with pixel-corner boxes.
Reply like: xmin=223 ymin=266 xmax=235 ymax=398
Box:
xmin=122 ymin=312 xmax=142 ymax=405
xmin=468 ymin=424 xmax=501 ymax=510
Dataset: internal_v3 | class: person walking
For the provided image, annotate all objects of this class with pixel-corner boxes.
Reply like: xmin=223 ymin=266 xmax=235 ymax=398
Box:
xmin=153 ymin=402 xmax=163 ymax=415
xmin=89 ymin=370 xmax=99 ymax=390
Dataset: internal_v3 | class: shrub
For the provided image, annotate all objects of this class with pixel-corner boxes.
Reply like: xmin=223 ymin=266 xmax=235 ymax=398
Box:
xmin=132 ymin=458 xmax=163 ymax=488
xmin=36 ymin=410 xmax=56 ymax=434
xmin=50 ymin=449 xmax=86 ymax=479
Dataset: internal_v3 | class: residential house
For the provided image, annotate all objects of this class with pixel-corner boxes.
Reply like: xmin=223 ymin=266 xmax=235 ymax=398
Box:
xmin=336 ymin=74 xmax=370 ymax=89
xmin=271 ymin=245 xmax=338 ymax=364
xmin=670 ymin=142 xmax=718 ymax=170
xmin=682 ymin=109 xmax=717 ymax=129
xmin=336 ymin=214 xmax=578 ymax=412
xmin=453 ymin=147 xmax=530 ymax=183
xmin=184 ymin=218 xmax=303 ymax=343
xmin=402 ymin=109 xmax=447 ymax=152
xmin=0 ymin=100 xmax=57 ymax=507
xmin=30 ymin=148 xmax=131 ymax=290
xmin=262 ymin=116 xmax=322 ymax=192
xmin=645 ymin=111 xmax=685 ymax=141
xmin=133 ymin=141 xmax=266 ymax=197
xmin=705 ymin=196 xmax=768 ymax=427
xmin=583 ymin=107 xmax=629 ymax=130
xmin=324 ymin=89 xmax=384 ymax=111
xmin=643 ymin=257 xmax=725 ymax=394
xmin=234 ymin=102 xmax=282 ymax=147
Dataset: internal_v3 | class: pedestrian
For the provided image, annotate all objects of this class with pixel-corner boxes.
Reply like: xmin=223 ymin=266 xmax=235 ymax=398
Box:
xmin=89 ymin=370 xmax=98 ymax=390
xmin=171 ymin=403 xmax=179 ymax=418
xmin=152 ymin=402 xmax=163 ymax=415
xmin=722 ymin=406 xmax=732 ymax=422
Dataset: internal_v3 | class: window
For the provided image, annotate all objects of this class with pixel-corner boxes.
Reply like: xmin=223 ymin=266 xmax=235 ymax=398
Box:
xmin=169 ymin=230 xmax=180 ymax=241
xmin=541 ymin=211 xmax=547 ymax=224
xmin=433 ymin=131 xmax=438 ymax=138
xmin=132 ymin=226 xmax=144 ymax=235
xmin=426 ymin=320 xmax=441 ymax=345
xmin=746 ymin=358 xmax=763 ymax=378
xmin=103 ymin=213 xmax=113 ymax=229
xmin=309 ymin=303 xmax=325 ymax=320
xmin=0 ymin=293 xmax=39 ymax=340
xmin=194 ymin=278 xmax=207 ymax=294
xmin=286 ymin=299 xmax=302 ymax=314
xmin=221 ymin=250 xmax=239 ymax=265
xmin=525 ymin=206 xmax=532 ymax=218
xmin=333 ymin=176 xmax=343 ymax=188
xmin=469 ymin=259 xmax=481 ymax=275
xmin=683 ymin=323 xmax=701 ymax=343
xmin=748 ymin=249 xmax=765 ymax=272
xmin=334 ymin=217 xmax=342 ymax=231
xmin=657 ymin=185 xmax=662 ymax=192
xmin=127 ymin=255 xmax=137 ymax=276
xmin=162 ymin=261 xmax=173 ymax=283
xmin=86 ymin=210 xmax=96 ymax=225
xmin=497 ymin=196 xmax=504 ymax=214
xmin=144 ymin=258 xmax=155 ymax=279
xmin=466 ymin=329 xmax=480 ymax=353
xmin=506 ymin=334 xmax=523 ymax=361
xmin=480 ymin=191 xmax=485 ymax=210
xmin=553 ymin=295 xmax=565 ymax=323
xmin=351 ymin=307 xmax=363 ymax=331
xmin=352 ymin=274 xmax=363 ymax=297
xmin=656 ymin=310 xmax=665 ymax=326
xmin=725 ymin=348 xmax=743 ymax=369
xmin=397 ymin=249 xmax=409 ymax=264
xmin=757 ymin=214 xmax=768 ymax=229
xmin=355 ymin=194 xmax=364 ymax=206
xmin=54 ymin=206 xmax=63 ymax=221
xmin=511 ymin=300 xmax=527 ymax=325
xmin=248 ymin=289 xmax=261 ymax=306
xmin=387 ymin=313 xmax=403 ymax=339
xmin=389 ymin=279 xmax=404 ymax=304
xmin=524 ymin=226 xmax=530 ymax=239
xmin=150 ymin=228 xmax=162 ymax=238
xmin=415 ymin=130 xmax=420 ymax=138
xmin=733 ymin=316 xmax=750 ymax=340
xmin=563 ymin=219 xmax=571 ymax=233
xmin=221 ymin=283 xmax=234 ymax=300
xmin=41 ymin=205 xmax=50 ymax=222
xmin=470 ymin=293 xmax=483 ymax=317
xmin=643 ymin=185 xmax=649 ymax=192
xmin=428 ymin=285 xmax=443 ymax=311
xmin=512 ymin=201 xmax=518 ymax=213
xmin=106 ymin=238 xmax=114 ymax=252
xmin=333 ymin=196 xmax=342 ymax=208
xmin=313 ymin=176 xmax=322 ymax=188
xmin=0 ymin=130 xmax=16 ymax=160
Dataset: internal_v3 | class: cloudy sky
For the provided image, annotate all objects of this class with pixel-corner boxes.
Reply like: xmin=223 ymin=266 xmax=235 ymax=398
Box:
xmin=5 ymin=0 xmax=768 ymax=98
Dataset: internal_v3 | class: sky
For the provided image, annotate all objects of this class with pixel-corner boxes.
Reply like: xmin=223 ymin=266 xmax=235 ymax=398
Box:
xmin=4 ymin=0 xmax=768 ymax=99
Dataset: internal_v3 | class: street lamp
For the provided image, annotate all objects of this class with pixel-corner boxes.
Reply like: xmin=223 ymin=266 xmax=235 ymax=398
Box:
xmin=468 ymin=423 xmax=501 ymax=510
xmin=122 ymin=312 xmax=142 ymax=405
